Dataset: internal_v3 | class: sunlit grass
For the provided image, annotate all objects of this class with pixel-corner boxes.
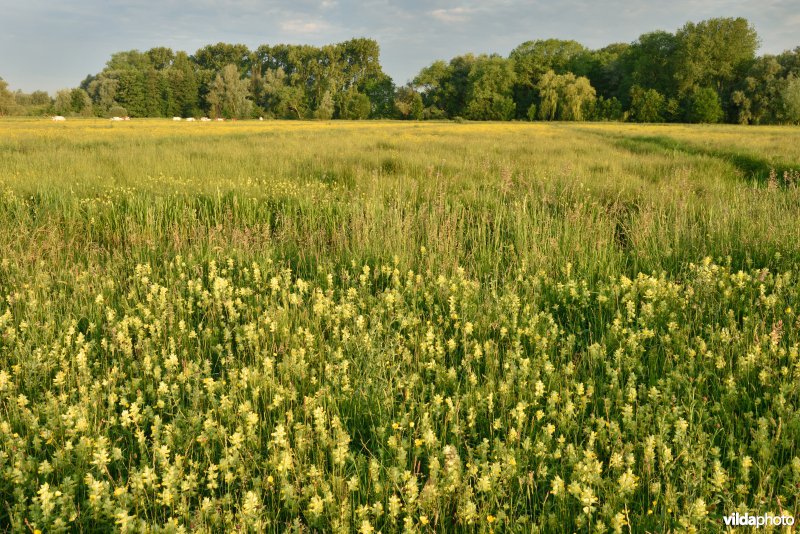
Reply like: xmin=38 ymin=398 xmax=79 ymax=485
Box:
xmin=1 ymin=119 xmax=799 ymax=531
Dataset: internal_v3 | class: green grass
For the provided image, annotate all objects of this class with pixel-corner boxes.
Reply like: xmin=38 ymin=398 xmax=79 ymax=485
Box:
xmin=1 ymin=118 xmax=800 ymax=532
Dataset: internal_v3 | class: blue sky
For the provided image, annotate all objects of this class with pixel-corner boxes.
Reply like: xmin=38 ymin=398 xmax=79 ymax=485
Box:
xmin=1 ymin=0 xmax=798 ymax=93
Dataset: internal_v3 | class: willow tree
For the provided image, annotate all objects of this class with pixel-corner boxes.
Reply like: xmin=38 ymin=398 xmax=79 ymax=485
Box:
xmin=206 ymin=64 xmax=252 ymax=119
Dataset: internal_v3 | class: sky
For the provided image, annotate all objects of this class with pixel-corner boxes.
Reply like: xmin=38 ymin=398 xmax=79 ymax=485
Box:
xmin=1 ymin=0 xmax=799 ymax=94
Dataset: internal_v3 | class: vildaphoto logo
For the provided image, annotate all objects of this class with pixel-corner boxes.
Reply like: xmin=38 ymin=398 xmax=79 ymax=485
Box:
xmin=723 ymin=512 xmax=795 ymax=527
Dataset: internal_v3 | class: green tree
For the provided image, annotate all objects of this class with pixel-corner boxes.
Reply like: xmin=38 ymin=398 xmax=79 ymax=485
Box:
xmin=579 ymin=43 xmax=629 ymax=102
xmin=413 ymin=60 xmax=451 ymax=116
xmin=0 ymin=78 xmax=16 ymax=116
xmin=361 ymin=73 xmax=395 ymax=118
xmin=86 ymin=75 xmax=119 ymax=113
xmin=70 ymin=88 xmax=93 ymax=116
xmin=686 ymin=87 xmax=723 ymax=123
xmin=166 ymin=52 xmax=199 ymax=117
xmin=413 ymin=55 xmax=477 ymax=118
xmin=629 ymin=85 xmax=665 ymax=122
xmin=314 ymin=91 xmax=335 ymax=120
xmin=732 ymin=56 xmax=787 ymax=124
xmin=206 ymin=64 xmax=253 ymax=119
xmin=559 ymin=74 xmax=596 ymax=120
xmin=394 ymin=86 xmax=423 ymax=120
xmin=624 ymin=31 xmax=680 ymax=100
xmin=192 ymin=43 xmax=251 ymax=74
xmin=146 ymin=47 xmax=175 ymax=70
xmin=261 ymin=68 xmax=306 ymax=119
xmin=339 ymin=88 xmax=371 ymax=119
xmin=510 ymin=39 xmax=588 ymax=118
xmin=464 ymin=55 xmax=516 ymax=121
xmin=675 ymin=17 xmax=759 ymax=118
xmin=54 ymin=89 xmax=73 ymax=116
xmin=594 ymin=96 xmax=624 ymax=121
xmin=782 ymin=77 xmax=800 ymax=124
xmin=536 ymin=70 xmax=560 ymax=120
xmin=535 ymin=70 xmax=596 ymax=121
xmin=526 ymin=103 xmax=537 ymax=121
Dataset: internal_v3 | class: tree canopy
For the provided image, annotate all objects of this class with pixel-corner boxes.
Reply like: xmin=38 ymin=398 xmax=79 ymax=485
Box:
xmin=3 ymin=17 xmax=799 ymax=124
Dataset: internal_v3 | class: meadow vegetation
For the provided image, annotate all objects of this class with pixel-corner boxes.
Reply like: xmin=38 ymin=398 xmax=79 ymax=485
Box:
xmin=1 ymin=118 xmax=800 ymax=532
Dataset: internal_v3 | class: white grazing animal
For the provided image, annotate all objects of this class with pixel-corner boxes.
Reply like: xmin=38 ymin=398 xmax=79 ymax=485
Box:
xmin=110 ymin=117 xmax=123 ymax=121
xmin=200 ymin=117 xmax=211 ymax=122
xmin=173 ymin=117 xmax=182 ymax=121
xmin=185 ymin=117 xmax=195 ymax=122
xmin=52 ymin=116 xmax=66 ymax=121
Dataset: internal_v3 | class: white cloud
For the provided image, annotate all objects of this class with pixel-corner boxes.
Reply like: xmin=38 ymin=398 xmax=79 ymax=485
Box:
xmin=430 ymin=6 xmax=475 ymax=23
xmin=280 ymin=18 xmax=331 ymax=34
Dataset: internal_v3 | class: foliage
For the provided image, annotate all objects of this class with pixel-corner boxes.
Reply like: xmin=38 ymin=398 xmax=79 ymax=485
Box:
xmin=686 ymin=87 xmax=724 ymax=123
xmin=338 ymin=89 xmax=371 ymax=120
xmin=4 ymin=16 xmax=800 ymax=124
xmin=675 ymin=18 xmax=759 ymax=93
xmin=464 ymin=55 xmax=516 ymax=121
xmin=782 ymin=77 xmax=800 ymax=124
xmin=629 ymin=86 xmax=665 ymax=123
xmin=0 ymin=78 xmax=16 ymax=116
xmin=394 ymin=86 xmax=423 ymax=120
xmin=207 ymin=64 xmax=253 ymax=119
xmin=536 ymin=70 xmax=596 ymax=121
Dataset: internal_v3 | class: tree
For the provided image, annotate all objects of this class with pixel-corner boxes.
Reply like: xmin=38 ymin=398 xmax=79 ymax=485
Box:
xmin=339 ymin=88 xmax=371 ymax=119
xmin=413 ymin=55 xmax=477 ymax=118
xmin=537 ymin=71 xmax=560 ymax=120
xmin=166 ymin=52 xmax=199 ymax=117
xmin=394 ymin=86 xmax=423 ymax=119
xmin=526 ymin=103 xmax=537 ymax=121
xmin=629 ymin=85 xmax=665 ymax=122
xmin=54 ymin=89 xmax=73 ymax=116
xmin=413 ymin=60 xmax=451 ymax=116
xmin=624 ymin=31 xmax=680 ymax=100
xmin=146 ymin=47 xmax=175 ymax=70
xmin=675 ymin=17 xmax=759 ymax=113
xmin=594 ymin=96 xmax=624 ymax=121
xmin=510 ymin=39 xmax=588 ymax=118
xmin=730 ymin=56 xmax=784 ymax=124
xmin=0 ymin=78 xmax=16 ymax=116
xmin=260 ymin=68 xmax=306 ymax=119
xmin=782 ymin=77 xmax=800 ymax=124
xmin=361 ymin=73 xmax=395 ymax=118
xmin=535 ymin=70 xmax=596 ymax=121
xmin=686 ymin=87 xmax=723 ymax=123
xmin=559 ymin=74 xmax=595 ymax=120
xmin=86 ymin=75 xmax=119 ymax=113
xmin=192 ymin=43 xmax=251 ymax=74
xmin=70 ymin=88 xmax=93 ymax=116
xmin=207 ymin=64 xmax=252 ymax=119
xmin=579 ymin=43 xmax=629 ymax=102
xmin=314 ymin=91 xmax=335 ymax=120
xmin=464 ymin=55 xmax=516 ymax=121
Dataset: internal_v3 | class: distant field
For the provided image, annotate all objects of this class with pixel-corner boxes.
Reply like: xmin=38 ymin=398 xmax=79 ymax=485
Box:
xmin=1 ymin=119 xmax=800 ymax=532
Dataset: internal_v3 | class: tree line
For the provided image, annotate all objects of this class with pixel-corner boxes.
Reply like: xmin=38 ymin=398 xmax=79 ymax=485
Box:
xmin=2 ymin=17 xmax=799 ymax=124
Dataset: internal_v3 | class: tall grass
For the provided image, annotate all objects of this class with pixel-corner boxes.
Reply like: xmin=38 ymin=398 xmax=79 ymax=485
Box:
xmin=1 ymin=118 xmax=799 ymax=532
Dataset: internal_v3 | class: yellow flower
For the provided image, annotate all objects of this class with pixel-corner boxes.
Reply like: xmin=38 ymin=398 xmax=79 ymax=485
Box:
xmin=487 ymin=514 xmax=496 ymax=524
xmin=420 ymin=515 xmax=429 ymax=525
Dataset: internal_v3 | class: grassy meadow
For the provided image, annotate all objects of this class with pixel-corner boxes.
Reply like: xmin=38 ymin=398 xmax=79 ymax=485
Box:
xmin=1 ymin=118 xmax=800 ymax=532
